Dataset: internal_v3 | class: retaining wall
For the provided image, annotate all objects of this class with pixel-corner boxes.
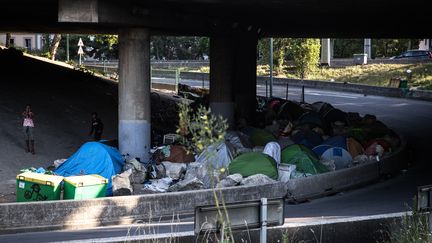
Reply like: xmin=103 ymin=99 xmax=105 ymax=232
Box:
xmin=0 ymin=182 xmax=286 ymax=234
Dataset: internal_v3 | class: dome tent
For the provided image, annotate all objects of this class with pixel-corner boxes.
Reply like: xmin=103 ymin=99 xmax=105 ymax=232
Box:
xmin=321 ymin=147 xmax=352 ymax=170
xmin=281 ymin=144 xmax=329 ymax=175
xmin=291 ymin=130 xmax=323 ymax=149
xmin=229 ymin=152 xmax=278 ymax=179
xmin=277 ymin=100 xmax=306 ymax=121
xmin=241 ymin=127 xmax=276 ymax=147
xmin=312 ymin=144 xmax=333 ymax=157
xmin=55 ymin=142 xmax=125 ymax=196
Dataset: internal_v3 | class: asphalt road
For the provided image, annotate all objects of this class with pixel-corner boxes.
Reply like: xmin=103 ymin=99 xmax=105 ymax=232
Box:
xmin=2 ymin=79 xmax=432 ymax=242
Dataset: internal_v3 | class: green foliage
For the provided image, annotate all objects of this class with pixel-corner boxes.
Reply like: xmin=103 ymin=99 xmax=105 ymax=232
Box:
xmin=258 ymin=38 xmax=292 ymax=74
xmin=176 ymin=102 xmax=228 ymax=154
xmin=286 ymin=38 xmax=321 ymax=79
xmin=372 ymin=39 xmax=420 ymax=58
xmin=333 ymin=39 xmax=421 ymax=58
xmin=333 ymin=39 xmax=363 ymax=58
xmin=150 ymin=36 xmax=209 ymax=60
xmin=386 ymin=199 xmax=432 ymax=243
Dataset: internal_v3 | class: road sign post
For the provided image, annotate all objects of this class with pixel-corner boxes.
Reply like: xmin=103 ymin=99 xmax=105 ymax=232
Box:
xmin=417 ymin=185 xmax=432 ymax=233
xmin=77 ymin=38 xmax=84 ymax=65
xmin=195 ymin=197 xmax=284 ymax=242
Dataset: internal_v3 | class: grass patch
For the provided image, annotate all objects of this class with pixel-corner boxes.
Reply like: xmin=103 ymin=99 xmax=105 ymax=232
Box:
xmin=257 ymin=62 xmax=432 ymax=90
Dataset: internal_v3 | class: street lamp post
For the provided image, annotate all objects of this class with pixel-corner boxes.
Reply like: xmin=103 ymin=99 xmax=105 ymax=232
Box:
xmin=269 ymin=38 xmax=273 ymax=98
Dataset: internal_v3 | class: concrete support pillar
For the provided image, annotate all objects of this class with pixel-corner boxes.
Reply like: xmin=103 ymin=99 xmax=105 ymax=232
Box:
xmin=364 ymin=38 xmax=372 ymax=59
xmin=209 ymin=37 xmax=235 ymax=127
xmin=233 ymin=35 xmax=258 ymax=124
xmin=209 ymin=35 xmax=258 ymax=127
xmin=321 ymin=38 xmax=331 ymax=66
xmin=118 ymin=28 xmax=151 ymax=161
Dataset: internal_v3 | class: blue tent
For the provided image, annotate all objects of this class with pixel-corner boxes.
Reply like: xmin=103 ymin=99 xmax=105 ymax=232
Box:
xmin=291 ymin=130 xmax=323 ymax=149
xmin=55 ymin=142 xmax=125 ymax=196
xmin=312 ymin=144 xmax=333 ymax=157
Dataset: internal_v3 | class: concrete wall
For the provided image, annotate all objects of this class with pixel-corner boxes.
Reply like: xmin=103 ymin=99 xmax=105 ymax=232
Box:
xmin=0 ymin=182 xmax=287 ymax=234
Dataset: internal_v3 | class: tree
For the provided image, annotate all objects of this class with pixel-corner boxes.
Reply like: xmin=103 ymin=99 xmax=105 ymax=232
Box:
xmin=49 ymin=34 xmax=62 ymax=60
xmin=372 ymin=39 xmax=420 ymax=58
xmin=87 ymin=34 xmax=119 ymax=60
xmin=333 ymin=39 xmax=363 ymax=58
xmin=286 ymin=38 xmax=321 ymax=80
xmin=150 ymin=36 xmax=209 ymax=60
xmin=258 ymin=38 xmax=291 ymax=73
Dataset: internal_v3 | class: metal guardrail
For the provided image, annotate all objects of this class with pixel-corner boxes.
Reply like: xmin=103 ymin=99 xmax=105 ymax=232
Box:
xmin=194 ymin=197 xmax=285 ymax=243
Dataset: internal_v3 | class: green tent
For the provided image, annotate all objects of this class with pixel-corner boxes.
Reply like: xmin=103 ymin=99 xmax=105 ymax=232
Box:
xmin=281 ymin=144 xmax=329 ymax=175
xmin=229 ymin=152 xmax=278 ymax=179
xmin=242 ymin=127 xmax=276 ymax=147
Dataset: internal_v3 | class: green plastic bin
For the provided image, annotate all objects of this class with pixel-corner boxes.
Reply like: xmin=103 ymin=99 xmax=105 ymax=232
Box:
xmin=63 ymin=175 xmax=108 ymax=200
xmin=16 ymin=172 xmax=64 ymax=202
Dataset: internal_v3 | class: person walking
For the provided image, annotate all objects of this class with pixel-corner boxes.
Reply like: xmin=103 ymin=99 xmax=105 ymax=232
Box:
xmin=22 ymin=104 xmax=35 ymax=154
xmin=89 ymin=112 xmax=104 ymax=141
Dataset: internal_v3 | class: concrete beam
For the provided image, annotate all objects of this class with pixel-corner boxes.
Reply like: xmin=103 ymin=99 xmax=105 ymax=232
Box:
xmin=58 ymin=0 xmax=98 ymax=23
xmin=118 ymin=28 xmax=151 ymax=162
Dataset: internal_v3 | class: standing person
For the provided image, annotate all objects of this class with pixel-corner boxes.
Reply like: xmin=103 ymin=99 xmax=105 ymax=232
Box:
xmin=22 ymin=104 xmax=35 ymax=154
xmin=89 ymin=112 xmax=104 ymax=141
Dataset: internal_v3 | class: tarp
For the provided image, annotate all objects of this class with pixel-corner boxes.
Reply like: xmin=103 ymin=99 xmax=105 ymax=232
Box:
xmin=321 ymin=147 xmax=352 ymax=170
xmin=346 ymin=137 xmax=365 ymax=158
xmin=281 ymin=144 xmax=329 ymax=175
xmin=196 ymin=143 xmax=233 ymax=168
xmin=263 ymin=142 xmax=281 ymax=165
xmin=229 ymin=152 xmax=278 ymax=179
xmin=55 ymin=142 xmax=125 ymax=196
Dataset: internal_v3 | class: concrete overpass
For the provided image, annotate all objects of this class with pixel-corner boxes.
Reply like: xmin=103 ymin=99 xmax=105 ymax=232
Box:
xmin=1 ymin=0 xmax=430 ymax=161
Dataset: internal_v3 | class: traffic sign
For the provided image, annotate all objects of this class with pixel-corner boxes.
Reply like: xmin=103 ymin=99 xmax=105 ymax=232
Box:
xmin=78 ymin=38 xmax=84 ymax=47
xmin=78 ymin=46 xmax=84 ymax=55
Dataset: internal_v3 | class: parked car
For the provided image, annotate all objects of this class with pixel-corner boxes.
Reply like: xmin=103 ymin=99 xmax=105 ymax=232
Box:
xmin=390 ymin=50 xmax=432 ymax=59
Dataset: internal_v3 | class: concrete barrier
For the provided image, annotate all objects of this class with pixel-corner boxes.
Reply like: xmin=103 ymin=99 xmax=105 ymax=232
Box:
xmin=0 ymin=182 xmax=287 ymax=234
xmin=152 ymin=71 xmax=432 ymax=101
xmin=286 ymin=134 xmax=407 ymax=202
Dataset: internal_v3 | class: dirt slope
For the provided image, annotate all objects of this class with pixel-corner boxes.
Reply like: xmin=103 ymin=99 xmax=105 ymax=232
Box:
xmin=0 ymin=48 xmax=118 ymax=201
